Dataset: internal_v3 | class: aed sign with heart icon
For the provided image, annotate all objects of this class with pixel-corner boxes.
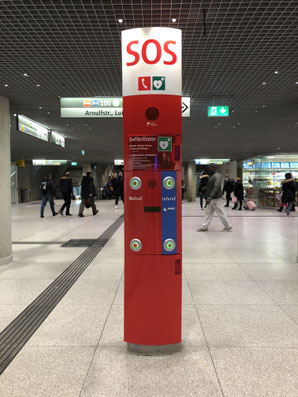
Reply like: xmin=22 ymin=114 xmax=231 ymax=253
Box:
xmin=158 ymin=137 xmax=172 ymax=152
xmin=152 ymin=76 xmax=165 ymax=91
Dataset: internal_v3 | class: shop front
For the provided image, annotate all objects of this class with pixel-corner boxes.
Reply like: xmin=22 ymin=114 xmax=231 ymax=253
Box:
xmin=242 ymin=155 xmax=298 ymax=207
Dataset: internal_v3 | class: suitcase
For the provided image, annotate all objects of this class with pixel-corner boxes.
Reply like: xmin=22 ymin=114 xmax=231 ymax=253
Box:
xmin=244 ymin=200 xmax=256 ymax=210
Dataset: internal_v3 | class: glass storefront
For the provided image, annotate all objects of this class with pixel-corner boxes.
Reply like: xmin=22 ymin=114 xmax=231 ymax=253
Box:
xmin=242 ymin=155 xmax=298 ymax=207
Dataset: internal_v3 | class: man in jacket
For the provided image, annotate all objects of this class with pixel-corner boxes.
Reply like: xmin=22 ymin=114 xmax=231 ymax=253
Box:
xmin=78 ymin=171 xmax=98 ymax=217
xmin=198 ymin=164 xmax=232 ymax=232
xmin=59 ymin=171 xmax=73 ymax=216
xmin=40 ymin=174 xmax=58 ymax=218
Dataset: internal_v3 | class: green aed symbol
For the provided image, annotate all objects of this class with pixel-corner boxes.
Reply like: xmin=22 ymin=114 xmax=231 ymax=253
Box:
xmin=152 ymin=76 xmax=165 ymax=91
xmin=158 ymin=137 xmax=172 ymax=152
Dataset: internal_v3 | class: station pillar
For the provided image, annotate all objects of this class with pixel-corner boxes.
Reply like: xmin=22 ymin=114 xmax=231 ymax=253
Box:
xmin=185 ymin=161 xmax=197 ymax=202
xmin=0 ymin=96 xmax=12 ymax=266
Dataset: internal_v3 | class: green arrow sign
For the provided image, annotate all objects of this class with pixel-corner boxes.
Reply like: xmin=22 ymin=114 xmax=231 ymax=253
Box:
xmin=208 ymin=106 xmax=229 ymax=117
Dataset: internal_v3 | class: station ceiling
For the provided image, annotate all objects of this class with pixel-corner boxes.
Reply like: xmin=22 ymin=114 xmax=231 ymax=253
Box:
xmin=0 ymin=0 xmax=297 ymax=163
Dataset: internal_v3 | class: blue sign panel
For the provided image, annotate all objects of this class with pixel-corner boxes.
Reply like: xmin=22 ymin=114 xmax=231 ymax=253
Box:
xmin=290 ymin=162 xmax=298 ymax=169
xmin=161 ymin=171 xmax=177 ymax=255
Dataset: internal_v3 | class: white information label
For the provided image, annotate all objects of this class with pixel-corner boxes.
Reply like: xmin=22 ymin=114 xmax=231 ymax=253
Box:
xmin=122 ymin=27 xmax=182 ymax=97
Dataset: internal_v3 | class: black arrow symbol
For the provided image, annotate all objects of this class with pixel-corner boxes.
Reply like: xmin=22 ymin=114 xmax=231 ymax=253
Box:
xmin=182 ymin=102 xmax=189 ymax=113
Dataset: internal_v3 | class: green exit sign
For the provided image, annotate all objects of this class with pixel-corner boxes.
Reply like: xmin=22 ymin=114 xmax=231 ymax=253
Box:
xmin=208 ymin=106 xmax=229 ymax=117
xmin=71 ymin=162 xmax=78 ymax=166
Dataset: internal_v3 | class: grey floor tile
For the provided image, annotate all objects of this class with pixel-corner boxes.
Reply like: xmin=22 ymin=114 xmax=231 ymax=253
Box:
xmin=0 ymin=346 xmax=95 ymax=397
xmin=0 ymin=279 xmax=53 ymax=305
xmin=27 ymin=304 xmax=111 ymax=347
xmin=197 ymin=305 xmax=298 ymax=347
xmin=256 ymin=280 xmax=298 ymax=304
xmin=239 ymin=262 xmax=298 ymax=280
xmin=61 ymin=279 xmax=119 ymax=305
xmin=80 ymin=346 xmax=223 ymax=397
xmin=0 ymin=261 xmax=70 ymax=280
xmin=210 ymin=347 xmax=298 ymax=397
xmin=281 ymin=306 xmax=298 ymax=326
xmin=188 ymin=280 xmax=274 ymax=305
xmin=184 ymin=262 xmax=250 ymax=280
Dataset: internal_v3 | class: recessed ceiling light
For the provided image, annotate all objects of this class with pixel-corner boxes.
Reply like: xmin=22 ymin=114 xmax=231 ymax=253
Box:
xmin=58 ymin=96 xmax=61 ymax=98
xmin=238 ymin=122 xmax=240 ymax=125
xmin=23 ymin=73 xmax=29 ymax=77
xmin=36 ymin=84 xmax=40 ymax=87
xmin=66 ymin=124 xmax=69 ymax=126
xmin=214 ymin=126 xmax=217 ymax=129
xmin=71 ymin=127 xmax=74 ymax=129
xmin=277 ymin=147 xmax=281 ymax=150
xmin=13 ymin=114 xmax=17 ymax=117
xmin=118 ymin=18 xmax=123 ymax=23
xmin=255 ymin=110 xmax=258 ymax=113
xmin=274 ymin=71 xmax=278 ymax=74
xmin=233 ymin=126 xmax=235 ymax=129
xmin=296 ymin=82 xmax=298 ymax=85
xmin=89 ymin=127 xmax=92 ymax=130
xmin=171 ymin=18 xmax=177 ymax=22
xmin=85 ymin=123 xmax=88 ymax=126
xmin=47 ymin=111 xmax=51 ymax=114
xmin=262 ymin=82 xmax=266 ymax=85
xmin=4 ymin=84 xmax=8 ymax=87
xmin=232 ymin=110 xmax=234 ymax=113
xmin=39 ymin=106 xmax=42 ymax=109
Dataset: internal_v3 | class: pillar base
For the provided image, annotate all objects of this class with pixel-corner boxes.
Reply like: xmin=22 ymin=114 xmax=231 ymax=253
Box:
xmin=127 ymin=343 xmax=181 ymax=355
xmin=0 ymin=255 xmax=12 ymax=266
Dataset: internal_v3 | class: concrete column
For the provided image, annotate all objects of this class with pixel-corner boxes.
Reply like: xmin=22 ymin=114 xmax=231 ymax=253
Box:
xmin=0 ymin=97 xmax=12 ymax=265
xmin=185 ymin=161 xmax=197 ymax=202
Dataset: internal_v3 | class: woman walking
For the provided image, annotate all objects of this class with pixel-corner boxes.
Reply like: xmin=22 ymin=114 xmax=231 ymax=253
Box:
xmin=232 ymin=177 xmax=244 ymax=210
xmin=277 ymin=173 xmax=296 ymax=216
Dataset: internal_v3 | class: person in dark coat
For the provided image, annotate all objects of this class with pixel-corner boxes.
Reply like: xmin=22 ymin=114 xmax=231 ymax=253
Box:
xmin=40 ymin=174 xmax=58 ymax=218
xmin=277 ymin=173 xmax=296 ymax=216
xmin=223 ymin=176 xmax=235 ymax=207
xmin=114 ymin=175 xmax=124 ymax=209
xmin=78 ymin=171 xmax=98 ymax=217
xmin=198 ymin=171 xmax=209 ymax=209
xmin=59 ymin=171 xmax=73 ymax=216
xmin=232 ymin=177 xmax=244 ymax=210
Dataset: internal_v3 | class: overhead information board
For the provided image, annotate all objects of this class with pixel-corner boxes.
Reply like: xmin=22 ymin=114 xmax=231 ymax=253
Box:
xmin=50 ymin=131 xmax=65 ymax=148
xmin=17 ymin=115 xmax=49 ymax=142
xmin=60 ymin=97 xmax=190 ymax=118
xmin=32 ymin=160 xmax=67 ymax=166
xmin=208 ymin=106 xmax=229 ymax=117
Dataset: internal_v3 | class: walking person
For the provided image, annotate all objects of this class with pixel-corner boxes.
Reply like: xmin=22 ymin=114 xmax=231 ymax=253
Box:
xmin=78 ymin=171 xmax=98 ymax=217
xmin=59 ymin=171 xmax=73 ymax=216
xmin=232 ymin=177 xmax=244 ymax=210
xmin=198 ymin=171 xmax=209 ymax=209
xmin=198 ymin=164 xmax=232 ymax=232
xmin=40 ymin=174 xmax=58 ymax=218
xmin=277 ymin=173 xmax=296 ymax=216
xmin=114 ymin=174 xmax=124 ymax=209
xmin=223 ymin=176 xmax=235 ymax=207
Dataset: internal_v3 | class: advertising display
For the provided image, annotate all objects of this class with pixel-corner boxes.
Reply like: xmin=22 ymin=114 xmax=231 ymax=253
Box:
xmin=50 ymin=131 xmax=65 ymax=148
xmin=17 ymin=115 xmax=49 ymax=142
xmin=122 ymin=27 xmax=182 ymax=353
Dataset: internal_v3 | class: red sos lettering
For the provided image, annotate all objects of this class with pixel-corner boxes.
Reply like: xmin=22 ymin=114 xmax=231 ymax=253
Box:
xmin=126 ymin=40 xmax=177 ymax=66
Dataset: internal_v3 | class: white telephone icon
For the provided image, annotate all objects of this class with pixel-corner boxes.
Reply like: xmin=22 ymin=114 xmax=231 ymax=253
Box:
xmin=141 ymin=78 xmax=148 ymax=89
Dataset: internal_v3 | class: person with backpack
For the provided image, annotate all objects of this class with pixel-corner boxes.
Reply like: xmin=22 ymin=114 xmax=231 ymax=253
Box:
xmin=40 ymin=174 xmax=58 ymax=218
xmin=78 ymin=171 xmax=98 ymax=217
xmin=59 ymin=171 xmax=73 ymax=216
xmin=198 ymin=164 xmax=232 ymax=232
xmin=198 ymin=171 xmax=209 ymax=209
xmin=223 ymin=176 xmax=235 ymax=207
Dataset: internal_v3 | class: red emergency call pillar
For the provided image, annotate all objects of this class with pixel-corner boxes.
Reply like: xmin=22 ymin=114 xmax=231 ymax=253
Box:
xmin=122 ymin=27 xmax=182 ymax=354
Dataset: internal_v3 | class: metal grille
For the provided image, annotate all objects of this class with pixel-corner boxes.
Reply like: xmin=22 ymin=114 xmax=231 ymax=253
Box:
xmin=0 ymin=215 xmax=123 ymax=375
xmin=0 ymin=1 xmax=297 ymax=161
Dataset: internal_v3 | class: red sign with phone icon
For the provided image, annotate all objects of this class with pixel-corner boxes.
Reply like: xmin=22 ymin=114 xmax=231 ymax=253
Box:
xmin=138 ymin=76 xmax=151 ymax=91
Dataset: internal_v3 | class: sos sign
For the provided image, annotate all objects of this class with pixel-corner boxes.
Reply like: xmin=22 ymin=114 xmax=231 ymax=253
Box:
xmin=126 ymin=39 xmax=177 ymax=66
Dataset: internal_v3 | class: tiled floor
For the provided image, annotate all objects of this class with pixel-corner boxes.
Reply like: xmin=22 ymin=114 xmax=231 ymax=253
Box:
xmin=0 ymin=199 xmax=298 ymax=397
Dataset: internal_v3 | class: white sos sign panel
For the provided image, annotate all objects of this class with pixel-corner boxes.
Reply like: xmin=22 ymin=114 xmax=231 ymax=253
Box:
xmin=122 ymin=27 xmax=182 ymax=97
